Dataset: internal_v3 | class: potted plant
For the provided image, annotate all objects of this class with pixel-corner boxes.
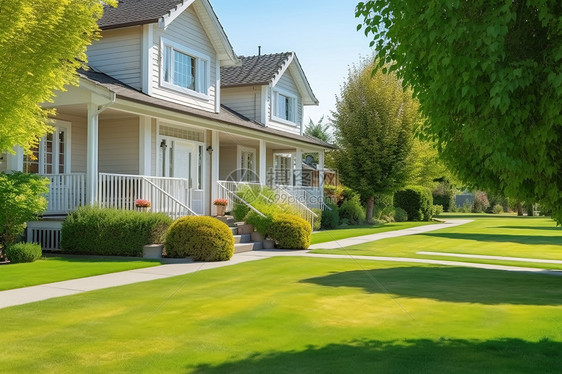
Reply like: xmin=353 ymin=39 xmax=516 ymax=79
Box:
xmin=213 ymin=198 xmax=228 ymax=216
xmin=135 ymin=199 xmax=151 ymax=212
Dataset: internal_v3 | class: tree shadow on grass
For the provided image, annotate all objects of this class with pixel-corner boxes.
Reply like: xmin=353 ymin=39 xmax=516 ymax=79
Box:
xmin=300 ymin=266 xmax=562 ymax=306
xmin=496 ymin=226 xmax=562 ymax=231
xmin=191 ymin=338 xmax=562 ymax=373
xmin=420 ymin=233 xmax=562 ymax=246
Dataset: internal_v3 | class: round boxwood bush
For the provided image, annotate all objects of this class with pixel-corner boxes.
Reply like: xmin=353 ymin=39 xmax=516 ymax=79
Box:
xmin=165 ymin=216 xmax=234 ymax=261
xmin=6 ymin=242 xmax=42 ymax=263
xmin=269 ymin=214 xmax=312 ymax=249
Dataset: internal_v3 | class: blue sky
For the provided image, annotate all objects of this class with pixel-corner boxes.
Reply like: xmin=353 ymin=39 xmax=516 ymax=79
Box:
xmin=211 ymin=0 xmax=374 ymax=126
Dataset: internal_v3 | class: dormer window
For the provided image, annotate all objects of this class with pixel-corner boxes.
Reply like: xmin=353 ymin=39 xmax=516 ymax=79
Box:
xmin=161 ymin=38 xmax=210 ymax=98
xmin=273 ymin=89 xmax=297 ymax=125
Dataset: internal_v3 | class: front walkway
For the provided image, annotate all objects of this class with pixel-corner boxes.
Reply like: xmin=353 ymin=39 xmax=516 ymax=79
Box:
xmin=1 ymin=219 xmax=560 ymax=310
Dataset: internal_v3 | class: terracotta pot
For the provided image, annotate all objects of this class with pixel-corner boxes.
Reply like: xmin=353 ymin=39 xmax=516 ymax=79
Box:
xmin=215 ymin=205 xmax=226 ymax=216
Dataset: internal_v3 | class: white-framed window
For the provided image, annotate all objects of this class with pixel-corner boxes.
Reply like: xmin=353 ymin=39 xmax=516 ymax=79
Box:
xmin=237 ymin=146 xmax=257 ymax=182
xmin=160 ymin=38 xmax=210 ymax=98
xmin=272 ymin=89 xmax=297 ymax=124
xmin=23 ymin=121 xmax=71 ymax=175
xmin=273 ymin=153 xmax=293 ymax=186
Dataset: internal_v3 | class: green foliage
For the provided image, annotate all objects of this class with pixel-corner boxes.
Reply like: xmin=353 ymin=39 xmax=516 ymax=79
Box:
xmin=432 ymin=181 xmax=456 ymax=212
xmin=6 ymin=242 xmax=42 ymax=263
xmin=339 ymin=195 xmax=366 ymax=225
xmin=312 ymin=209 xmax=322 ymax=231
xmin=165 ymin=216 xmax=234 ymax=261
xmin=433 ymin=205 xmax=444 ymax=216
xmin=268 ymin=214 xmax=311 ymax=249
xmin=0 ymin=172 xmax=49 ymax=259
xmin=320 ymin=204 xmax=340 ymax=230
xmin=0 ymin=0 xmax=115 ymax=154
xmin=492 ymin=204 xmax=504 ymax=214
xmin=357 ymin=1 xmax=562 ymax=224
xmin=473 ymin=191 xmax=491 ymax=213
xmin=380 ymin=206 xmax=396 ymax=223
xmin=243 ymin=202 xmax=285 ymax=236
xmin=394 ymin=186 xmax=433 ymax=221
xmin=61 ymin=207 xmax=172 ymax=257
xmin=394 ymin=207 xmax=408 ymax=222
xmin=304 ymin=116 xmax=332 ymax=143
xmin=232 ymin=185 xmax=275 ymax=221
xmin=331 ymin=59 xmax=420 ymax=220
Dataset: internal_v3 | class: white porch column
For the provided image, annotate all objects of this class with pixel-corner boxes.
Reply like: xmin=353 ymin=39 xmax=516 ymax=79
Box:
xmin=318 ymin=150 xmax=325 ymax=204
xmin=259 ymin=139 xmax=267 ymax=185
xmin=86 ymin=103 xmax=99 ymax=205
xmin=211 ymin=130 xmax=220 ymax=214
xmin=6 ymin=147 xmax=23 ymax=172
xmin=139 ymin=116 xmax=152 ymax=175
xmin=295 ymin=148 xmax=303 ymax=187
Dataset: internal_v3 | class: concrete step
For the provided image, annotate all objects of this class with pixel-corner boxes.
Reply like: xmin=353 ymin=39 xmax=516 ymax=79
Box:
xmin=214 ymin=216 xmax=237 ymax=227
xmin=233 ymin=234 xmax=251 ymax=244
xmin=229 ymin=227 xmax=238 ymax=235
xmin=234 ymin=241 xmax=263 ymax=253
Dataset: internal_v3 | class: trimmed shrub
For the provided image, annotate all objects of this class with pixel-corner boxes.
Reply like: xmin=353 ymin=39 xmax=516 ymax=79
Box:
xmin=61 ymin=207 xmax=172 ymax=257
xmin=312 ymin=209 xmax=322 ymax=231
xmin=6 ymin=242 xmax=42 ymax=263
xmin=339 ymin=195 xmax=366 ymax=225
xmin=432 ymin=182 xmax=455 ymax=212
xmin=269 ymin=214 xmax=311 ymax=249
xmin=433 ymin=204 xmax=444 ymax=216
xmin=394 ymin=207 xmax=408 ymax=222
xmin=380 ymin=206 xmax=395 ymax=223
xmin=232 ymin=185 xmax=275 ymax=221
xmin=394 ymin=186 xmax=433 ymax=221
xmin=165 ymin=216 xmax=234 ymax=261
xmin=492 ymin=204 xmax=504 ymax=214
xmin=321 ymin=204 xmax=339 ymax=229
xmin=473 ymin=191 xmax=490 ymax=213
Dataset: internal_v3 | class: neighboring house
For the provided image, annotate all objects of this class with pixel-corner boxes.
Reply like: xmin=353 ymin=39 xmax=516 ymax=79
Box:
xmin=0 ymin=0 xmax=332 ymax=248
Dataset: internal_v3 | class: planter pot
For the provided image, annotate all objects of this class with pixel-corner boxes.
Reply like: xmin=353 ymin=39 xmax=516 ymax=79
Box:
xmin=251 ymin=231 xmax=264 ymax=242
xmin=137 ymin=207 xmax=151 ymax=212
xmin=236 ymin=223 xmax=254 ymax=235
xmin=143 ymin=244 xmax=163 ymax=259
xmin=263 ymin=239 xmax=275 ymax=249
xmin=215 ymin=205 xmax=226 ymax=216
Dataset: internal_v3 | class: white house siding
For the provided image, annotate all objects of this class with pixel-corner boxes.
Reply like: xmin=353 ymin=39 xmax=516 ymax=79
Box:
xmin=151 ymin=7 xmax=217 ymax=112
xmin=99 ymin=118 xmax=140 ymax=174
xmin=221 ymin=86 xmax=262 ymax=122
xmin=70 ymin=119 xmax=87 ymax=173
xmin=269 ymin=70 xmax=303 ymax=135
xmin=219 ymin=145 xmax=237 ymax=180
xmin=87 ymin=27 xmax=143 ymax=90
xmin=151 ymin=119 xmax=157 ymax=176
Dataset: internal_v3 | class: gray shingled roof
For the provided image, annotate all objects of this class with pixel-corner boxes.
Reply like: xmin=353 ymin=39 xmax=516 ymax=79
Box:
xmin=99 ymin=0 xmax=184 ymax=29
xmin=221 ymin=52 xmax=293 ymax=87
xmin=78 ymin=68 xmax=334 ymax=149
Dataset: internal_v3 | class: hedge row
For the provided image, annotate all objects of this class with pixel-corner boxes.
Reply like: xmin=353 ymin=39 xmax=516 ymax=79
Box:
xmin=394 ymin=186 xmax=433 ymax=221
xmin=61 ymin=207 xmax=172 ymax=256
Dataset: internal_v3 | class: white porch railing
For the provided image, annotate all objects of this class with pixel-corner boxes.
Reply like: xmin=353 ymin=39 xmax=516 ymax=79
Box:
xmin=283 ymin=186 xmax=325 ymax=210
xmin=217 ymin=181 xmax=266 ymax=217
xmin=98 ymin=173 xmax=197 ymax=219
xmin=44 ymin=173 xmax=86 ymax=214
xmin=273 ymin=186 xmax=318 ymax=228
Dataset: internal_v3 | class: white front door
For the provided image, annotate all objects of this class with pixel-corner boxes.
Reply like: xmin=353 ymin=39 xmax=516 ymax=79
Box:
xmin=172 ymin=141 xmax=204 ymax=215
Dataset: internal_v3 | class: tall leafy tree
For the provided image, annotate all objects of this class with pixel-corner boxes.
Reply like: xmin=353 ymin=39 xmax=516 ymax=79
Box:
xmin=0 ymin=0 xmax=115 ymax=154
xmin=332 ymin=60 xmax=420 ymax=221
xmin=356 ymin=1 xmax=562 ymax=223
xmin=304 ymin=116 xmax=332 ymax=143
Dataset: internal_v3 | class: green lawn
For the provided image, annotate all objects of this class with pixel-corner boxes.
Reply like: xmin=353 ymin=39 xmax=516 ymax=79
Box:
xmin=1 ymin=256 xmax=560 ymax=373
xmin=311 ymin=214 xmax=562 ymax=270
xmin=311 ymin=221 xmax=433 ymax=244
xmin=0 ymin=256 xmax=162 ymax=291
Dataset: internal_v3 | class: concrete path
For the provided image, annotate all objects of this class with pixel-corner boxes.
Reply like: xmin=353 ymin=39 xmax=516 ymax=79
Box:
xmin=308 ymin=219 xmax=473 ymax=250
xmin=2 ymin=218 xmax=560 ymax=310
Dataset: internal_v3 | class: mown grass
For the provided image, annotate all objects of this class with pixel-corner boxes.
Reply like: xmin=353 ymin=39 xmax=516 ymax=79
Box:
xmin=311 ymin=214 xmax=562 ymax=270
xmin=0 ymin=257 xmax=561 ymax=373
xmin=311 ymin=221 xmax=433 ymax=244
xmin=0 ymin=256 xmax=162 ymax=291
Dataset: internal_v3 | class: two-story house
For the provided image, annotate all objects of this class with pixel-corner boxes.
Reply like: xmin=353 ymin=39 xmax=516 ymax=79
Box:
xmin=0 ymin=0 xmax=332 ymax=248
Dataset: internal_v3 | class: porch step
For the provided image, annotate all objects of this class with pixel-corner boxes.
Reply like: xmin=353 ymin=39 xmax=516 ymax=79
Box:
xmin=234 ymin=241 xmax=263 ymax=253
xmin=233 ymin=234 xmax=251 ymax=244
xmin=229 ymin=227 xmax=238 ymax=235
xmin=215 ymin=216 xmax=236 ymax=226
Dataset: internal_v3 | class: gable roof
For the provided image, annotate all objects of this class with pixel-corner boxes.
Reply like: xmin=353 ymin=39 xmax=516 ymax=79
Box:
xmin=78 ymin=68 xmax=334 ymax=149
xmin=221 ymin=52 xmax=319 ymax=105
xmin=99 ymin=0 xmax=238 ymax=66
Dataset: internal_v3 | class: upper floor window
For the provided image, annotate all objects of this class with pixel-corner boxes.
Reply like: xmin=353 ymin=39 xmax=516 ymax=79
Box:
xmin=272 ymin=89 xmax=297 ymax=124
xmin=161 ymin=38 xmax=210 ymax=97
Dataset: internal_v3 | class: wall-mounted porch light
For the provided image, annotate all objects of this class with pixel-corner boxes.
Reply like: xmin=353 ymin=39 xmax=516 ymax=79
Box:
xmin=160 ymin=139 xmax=167 ymax=149
xmin=206 ymin=146 xmax=213 ymax=153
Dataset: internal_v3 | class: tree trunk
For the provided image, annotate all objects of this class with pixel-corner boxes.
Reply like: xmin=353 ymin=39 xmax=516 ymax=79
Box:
xmin=516 ymin=201 xmax=524 ymax=216
xmin=366 ymin=196 xmax=375 ymax=222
